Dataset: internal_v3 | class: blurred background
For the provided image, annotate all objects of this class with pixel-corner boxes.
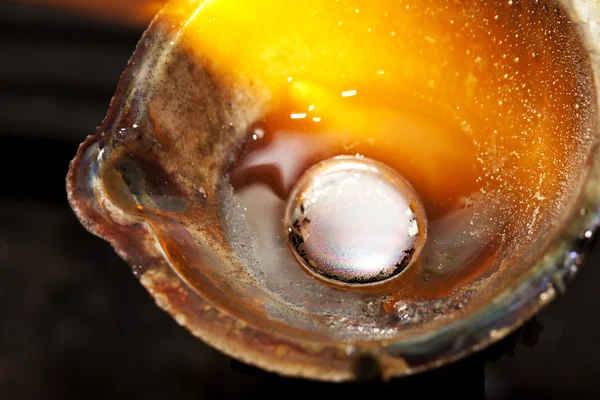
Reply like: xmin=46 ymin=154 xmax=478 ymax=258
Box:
xmin=1 ymin=1 xmax=599 ymax=398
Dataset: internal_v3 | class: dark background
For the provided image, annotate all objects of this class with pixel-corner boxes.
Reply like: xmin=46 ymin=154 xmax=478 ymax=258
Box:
xmin=1 ymin=1 xmax=599 ymax=398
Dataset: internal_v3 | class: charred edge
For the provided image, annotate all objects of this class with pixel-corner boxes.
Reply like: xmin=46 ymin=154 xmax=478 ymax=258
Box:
xmin=394 ymin=247 xmax=415 ymax=272
xmin=289 ymin=219 xmax=310 ymax=262
xmin=288 ymin=217 xmax=413 ymax=285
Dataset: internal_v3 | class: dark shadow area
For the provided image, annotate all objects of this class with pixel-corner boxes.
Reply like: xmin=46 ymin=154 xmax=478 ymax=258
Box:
xmin=0 ymin=1 xmax=598 ymax=399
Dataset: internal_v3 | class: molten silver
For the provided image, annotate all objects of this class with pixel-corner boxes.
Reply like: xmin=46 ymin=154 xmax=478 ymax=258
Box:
xmin=285 ymin=156 xmax=427 ymax=285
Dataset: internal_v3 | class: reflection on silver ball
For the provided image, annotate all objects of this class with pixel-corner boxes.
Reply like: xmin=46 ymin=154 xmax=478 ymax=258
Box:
xmin=284 ymin=155 xmax=427 ymax=285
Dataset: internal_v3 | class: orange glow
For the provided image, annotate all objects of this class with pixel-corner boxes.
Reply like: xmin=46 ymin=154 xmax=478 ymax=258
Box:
xmin=157 ymin=0 xmax=592 ymax=221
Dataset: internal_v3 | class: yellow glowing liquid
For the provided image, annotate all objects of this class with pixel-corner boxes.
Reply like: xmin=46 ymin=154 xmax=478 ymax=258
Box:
xmin=157 ymin=0 xmax=595 ymax=299
xmin=164 ymin=0 xmax=592 ymax=215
